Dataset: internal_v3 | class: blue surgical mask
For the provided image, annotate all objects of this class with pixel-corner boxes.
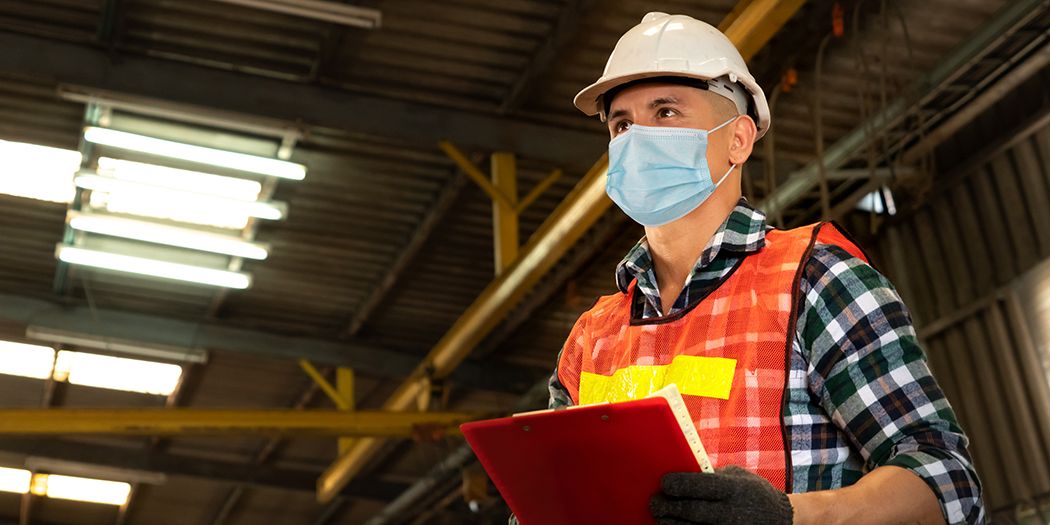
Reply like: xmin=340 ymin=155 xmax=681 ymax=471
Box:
xmin=606 ymin=118 xmax=736 ymax=227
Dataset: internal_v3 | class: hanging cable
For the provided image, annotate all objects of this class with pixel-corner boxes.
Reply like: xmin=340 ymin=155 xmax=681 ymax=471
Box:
xmin=813 ymin=31 xmax=835 ymax=220
xmin=850 ymin=1 xmax=882 ymax=230
xmin=764 ymin=74 xmax=789 ymax=229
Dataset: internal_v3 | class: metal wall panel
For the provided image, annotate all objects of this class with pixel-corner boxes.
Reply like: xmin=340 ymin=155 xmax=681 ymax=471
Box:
xmin=877 ymin=83 xmax=1050 ymax=517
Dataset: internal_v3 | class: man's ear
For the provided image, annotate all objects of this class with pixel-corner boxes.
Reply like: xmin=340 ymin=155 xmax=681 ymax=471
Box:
xmin=727 ymin=116 xmax=757 ymax=165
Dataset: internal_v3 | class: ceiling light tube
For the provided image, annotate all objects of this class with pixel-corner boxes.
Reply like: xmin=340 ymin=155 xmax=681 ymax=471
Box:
xmin=97 ymin=158 xmax=262 ymax=201
xmin=34 ymin=474 xmax=131 ymax=505
xmin=83 ymin=127 xmax=306 ymax=180
xmin=55 ymin=245 xmax=252 ymax=289
xmin=74 ymin=173 xmax=286 ymax=221
xmin=0 ymin=467 xmax=30 ymax=494
xmin=53 ymin=350 xmax=183 ymax=395
xmin=0 ymin=341 xmax=56 ymax=379
xmin=0 ymin=140 xmax=82 ymax=203
xmin=68 ymin=212 xmax=270 ymax=260
xmin=25 ymin=327 xmax=208 ymax=365
xmin=212 ymin=0 xmax=381 ymax=29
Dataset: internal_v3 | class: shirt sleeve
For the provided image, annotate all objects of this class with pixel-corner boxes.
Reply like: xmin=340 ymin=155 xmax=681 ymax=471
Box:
xmin=548 ymin=366 xmax=574 ymax=410
xmin=797 ymin=243 xmax=985 ymax=525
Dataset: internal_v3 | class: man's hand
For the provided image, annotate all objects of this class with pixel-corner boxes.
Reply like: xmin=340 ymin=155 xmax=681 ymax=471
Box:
xmin=650 ymin=466 xmax=793 ymax=525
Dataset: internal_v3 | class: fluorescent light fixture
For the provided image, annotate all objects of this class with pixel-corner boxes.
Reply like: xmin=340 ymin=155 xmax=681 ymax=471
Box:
xmin=212 ymin=0 xmax=381 ymax=29
xmin=23 ymin=458 xmax=166 ymax=486
xmin=0 ymin=140 xmax=81 ymax=203
xmin=56 ymin=245 xmax=252 ymax=289
xmin=33 ymin=474 xmax=131 ymax=505
xmin=856 ymin=190 xmax=885 ymax=214
xmin=0 ymin=341 xmax=55 ymax=379
xmin=75 ymin=173 xmax=286 ymax=221
xmin=88 ymin=187 xmax=253 ymax=230
xmin=58 ymin=87 xmax=304 ymax=141
xmin=881 ymin=186 xmax=897 ymax=215
xmin=856 ymin=186 xmax=897 ymax=215
xmin=0 ymin=467 xmax=31 ymax=494
xmin=53 ymin=350 xmax=182 ymax=395
xmin=68 ymin=212 xmax=269 ymax=260
xmin=30 ymin=473 xmax=46 ymax=496
xmin=83 ymin=127 xmax=306 ymax=180
xmin=97 ymin=158 xmax=262 ymax=201
xmin=25 ymin=327 xmax=208 ymax=364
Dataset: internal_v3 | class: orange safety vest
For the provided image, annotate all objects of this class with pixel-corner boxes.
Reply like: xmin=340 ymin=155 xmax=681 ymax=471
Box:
xmin=557 ymin=222 xmax=869 ymax=493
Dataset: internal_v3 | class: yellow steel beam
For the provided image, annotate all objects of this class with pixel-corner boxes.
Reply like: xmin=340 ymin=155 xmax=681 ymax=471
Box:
xmin=717 ymin=0 xmax=756 ymax=32
xmin=516 ymin=168 xmax=563 ymax=213
xmin=721 ymin=0 xmax=809 ymax=62
xmin=438 ymin=141 xmax=514 ymax=210
xmin=0 ymin=410 xmax=484 ymax=437
xmin=315 ymin=0 xmax=805 ymax=503
xmin=491 ymin=152 xmax=519 ymax=274
xmin=299 ymin=360 xmax=351 ymax=411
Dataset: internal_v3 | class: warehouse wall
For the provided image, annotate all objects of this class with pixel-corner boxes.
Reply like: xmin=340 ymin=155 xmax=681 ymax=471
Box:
xmin=874 ymin=84 xmax=1050 ymax=518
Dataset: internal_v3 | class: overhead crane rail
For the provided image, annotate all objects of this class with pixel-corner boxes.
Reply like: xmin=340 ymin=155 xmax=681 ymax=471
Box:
xmin=0 ymin=409 xmax=486 ymax=438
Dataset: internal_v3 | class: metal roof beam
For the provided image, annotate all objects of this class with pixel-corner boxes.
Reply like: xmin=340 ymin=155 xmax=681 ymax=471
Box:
xmin=499 ymin=0 xmax=599 ymax=113
xmin=0 ymin=438 xmax=408 ymax=500
xmin=0 ymin=293 xmax=544 ymax=394
xmin=342 ymin=168 xmax=468 ymax=338
xmin=207 ymin=487 xmax=245 ymax=525
xmin=0 ymin=30 xmax=607 ymax=170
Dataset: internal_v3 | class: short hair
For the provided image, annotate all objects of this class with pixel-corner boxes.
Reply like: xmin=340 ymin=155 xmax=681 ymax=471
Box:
xmin=702 ymin=89 xmax=740 ymax=124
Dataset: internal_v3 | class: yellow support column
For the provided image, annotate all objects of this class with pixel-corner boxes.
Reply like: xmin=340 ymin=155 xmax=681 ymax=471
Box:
xmin=490 ymin=152 xmax=518 ymax=275
xmin=337 ymin=367 xmax=355 ymax=456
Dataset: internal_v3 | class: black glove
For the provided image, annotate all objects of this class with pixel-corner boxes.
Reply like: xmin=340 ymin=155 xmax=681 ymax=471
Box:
xmin=650 ymin=466 xmax=793 ymax=525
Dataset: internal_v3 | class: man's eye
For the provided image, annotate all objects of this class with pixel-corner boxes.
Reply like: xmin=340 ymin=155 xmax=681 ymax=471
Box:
xmin=615 ymin=121 xmax=632 ymax=134
xmin=657 ymin=108 xmax=676 ymax=118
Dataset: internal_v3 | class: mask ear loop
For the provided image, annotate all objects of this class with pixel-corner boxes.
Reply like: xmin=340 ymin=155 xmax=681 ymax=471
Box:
xmin=714 ymin=163 xmax=736 ymax=187
xmin=709 ymin=116 xmax=739 ymax=187
xmin=708 ymin=115 xmax=740 ymax=135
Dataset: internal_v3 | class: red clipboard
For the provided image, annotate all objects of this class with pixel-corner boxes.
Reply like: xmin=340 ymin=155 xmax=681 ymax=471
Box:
xmin=461 ymin=386 xmax=710 ymax=525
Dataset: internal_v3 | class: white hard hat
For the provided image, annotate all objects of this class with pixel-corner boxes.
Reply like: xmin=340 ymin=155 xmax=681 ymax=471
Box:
xmin=574 ymin=12 xmax=771 ymax=140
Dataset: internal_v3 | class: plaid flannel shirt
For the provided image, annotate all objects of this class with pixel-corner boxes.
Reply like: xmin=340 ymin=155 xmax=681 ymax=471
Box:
xmin=545 ymin=199 xmax=984 ymax=525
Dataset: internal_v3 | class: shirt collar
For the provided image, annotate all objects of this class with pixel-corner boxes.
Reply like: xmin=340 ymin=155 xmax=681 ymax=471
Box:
xmin=615 ymin=198 xmax=768 ymax=294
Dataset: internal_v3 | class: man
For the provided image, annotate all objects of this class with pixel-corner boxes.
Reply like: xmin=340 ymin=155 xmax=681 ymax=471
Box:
xmin=537 ymin=12 xmax=982 ymax=525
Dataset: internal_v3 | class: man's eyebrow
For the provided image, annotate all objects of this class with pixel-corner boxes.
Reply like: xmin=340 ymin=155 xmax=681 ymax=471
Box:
xmin=608 ymin=95 xmax=681 ymax=122
xmin=650 ymin=96 xmax=680 ymax=107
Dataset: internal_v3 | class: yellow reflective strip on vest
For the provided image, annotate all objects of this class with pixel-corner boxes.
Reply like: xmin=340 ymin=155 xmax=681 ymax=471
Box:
xmin=579 ymin=355 xmax=737 ymax=405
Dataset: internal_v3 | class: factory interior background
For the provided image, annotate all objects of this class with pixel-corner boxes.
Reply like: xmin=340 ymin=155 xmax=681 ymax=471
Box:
xmin=1 ymin=0 xmax=1050 ymax=523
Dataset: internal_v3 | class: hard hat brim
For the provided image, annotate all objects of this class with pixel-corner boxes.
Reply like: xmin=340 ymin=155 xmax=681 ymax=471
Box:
xmin=574 ymin=70 xmax=771 ymax=140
